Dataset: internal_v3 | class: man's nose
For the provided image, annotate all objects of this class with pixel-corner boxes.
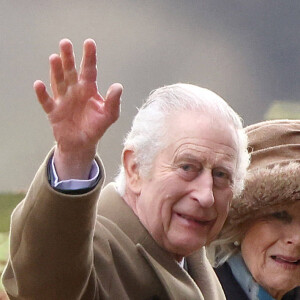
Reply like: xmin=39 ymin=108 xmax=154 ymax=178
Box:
xmin=190 ymin=170 xmax=214 ymax=208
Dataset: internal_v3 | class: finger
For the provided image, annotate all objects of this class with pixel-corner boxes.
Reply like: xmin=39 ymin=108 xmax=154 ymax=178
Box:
xmin=59 ymin=39 xmax=78 ymax=85
xmin=79 ymin=39 xmax=97 ymax=82
xmin=49 ymin=54 xmax=66 ymax=96
xmin=34 ymin=80 xmax=55 ymax=114
xmin=104 ymin=83 xmax=123 ymax=122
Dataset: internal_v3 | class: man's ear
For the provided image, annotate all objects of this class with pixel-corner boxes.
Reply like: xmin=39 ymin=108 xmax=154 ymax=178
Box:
xmin=123 ymin=149 xmax=142 ymax=194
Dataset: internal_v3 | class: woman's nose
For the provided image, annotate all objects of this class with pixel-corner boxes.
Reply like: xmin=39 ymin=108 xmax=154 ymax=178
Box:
xmin=285 ymin=223 xmax=300 ymax=246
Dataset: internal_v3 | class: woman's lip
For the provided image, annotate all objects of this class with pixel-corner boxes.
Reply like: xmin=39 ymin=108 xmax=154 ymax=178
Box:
xmin=271 ymin=255 xmax=300 ymax=264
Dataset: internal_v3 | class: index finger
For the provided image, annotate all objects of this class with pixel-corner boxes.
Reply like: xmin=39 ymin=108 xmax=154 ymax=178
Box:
xmin=79 ymin=39 xmax=97 ymax=82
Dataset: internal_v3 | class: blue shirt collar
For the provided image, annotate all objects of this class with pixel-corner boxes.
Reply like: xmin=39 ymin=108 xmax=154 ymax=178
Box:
xmin=228 ymin=253 xmax=275 ymax=300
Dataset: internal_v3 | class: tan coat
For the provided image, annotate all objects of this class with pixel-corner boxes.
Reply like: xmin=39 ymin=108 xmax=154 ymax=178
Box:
xmin=2 ymin=152 xmax=225 ymax=300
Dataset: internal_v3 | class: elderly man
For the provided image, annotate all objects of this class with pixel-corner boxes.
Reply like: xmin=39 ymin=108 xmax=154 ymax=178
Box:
xmin=2 ymin=39 xmax=249 ymax=300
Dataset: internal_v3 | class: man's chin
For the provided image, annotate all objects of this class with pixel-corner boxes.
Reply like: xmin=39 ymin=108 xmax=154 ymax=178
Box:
xmin=167 ymin=239 xmax=206 ymax=259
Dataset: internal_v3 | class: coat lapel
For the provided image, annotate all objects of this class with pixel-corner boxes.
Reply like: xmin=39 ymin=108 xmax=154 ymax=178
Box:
xmin=187 ymin=250 xmax=226 ymax=300
xmin=98 ymin=183 xmax=220 ymax=300
xmin=137 ymin=244 xmax=204 ymax=300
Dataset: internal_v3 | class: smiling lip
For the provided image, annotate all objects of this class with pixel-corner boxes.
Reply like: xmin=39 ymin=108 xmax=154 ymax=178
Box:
xmin=176 ymin=213 xmax=214 ymax=226
xmin=271 ymin=255 xmax=300 ymax=266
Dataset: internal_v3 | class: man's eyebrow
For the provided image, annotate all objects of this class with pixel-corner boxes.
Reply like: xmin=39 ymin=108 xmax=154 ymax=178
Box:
xmin=217 ymin=165 xmax=235 ymax=174
xmin=176 ymin=152 xmax=199 ymax=159
xmin=173 ymin=152 xmax=204 ymax=163
xmin=174 ymin=153 xmax=235 ymax=172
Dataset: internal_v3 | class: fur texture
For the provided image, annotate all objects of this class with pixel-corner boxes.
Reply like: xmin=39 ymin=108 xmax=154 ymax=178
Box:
xmin=228 ymin=162 xmax=300 ymax=226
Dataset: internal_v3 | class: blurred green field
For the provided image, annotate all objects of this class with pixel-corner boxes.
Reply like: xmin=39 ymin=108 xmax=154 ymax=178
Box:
xmin=0 ymin=193 xmax=24 ymax=232
xmin=0 ymin=193 xmax=24 ymax=293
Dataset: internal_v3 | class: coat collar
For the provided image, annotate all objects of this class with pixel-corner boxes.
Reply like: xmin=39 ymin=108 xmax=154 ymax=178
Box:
xmin=228 ymin=254 xmax=275 ymax=300
xmin=97 ymin=183 xmax=224 ymax=300
xmin=97 ymin=183 xmax=205 ymax=299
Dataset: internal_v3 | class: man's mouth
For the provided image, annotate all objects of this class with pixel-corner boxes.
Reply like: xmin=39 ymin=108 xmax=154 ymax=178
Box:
xmin=176 ymin=213 xmax=213 ymax=225
xmin=271 ymin=255 xmax=300 ymax=265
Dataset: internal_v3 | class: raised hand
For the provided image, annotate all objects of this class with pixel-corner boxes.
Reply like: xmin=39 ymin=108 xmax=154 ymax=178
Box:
xmin=34 ymin=39 xmax=123 ymax=180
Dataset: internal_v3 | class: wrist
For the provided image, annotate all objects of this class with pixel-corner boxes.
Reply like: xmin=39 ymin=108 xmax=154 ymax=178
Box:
xmin=53 ymin=146 xmax=96 ymax=180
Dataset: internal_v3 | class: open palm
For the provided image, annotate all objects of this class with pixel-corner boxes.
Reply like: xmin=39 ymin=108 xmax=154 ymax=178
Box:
xmin=34 ymin=39 xmax=123 ymax=179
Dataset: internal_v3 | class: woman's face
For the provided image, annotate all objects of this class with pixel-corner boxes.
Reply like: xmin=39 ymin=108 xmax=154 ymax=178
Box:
xmin=241 ymin=201 xmax=300 ymax=299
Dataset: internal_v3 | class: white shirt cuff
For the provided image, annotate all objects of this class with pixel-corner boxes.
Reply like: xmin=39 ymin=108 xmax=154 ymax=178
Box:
xmin=50 ymin=156 xmax=100 ymax=190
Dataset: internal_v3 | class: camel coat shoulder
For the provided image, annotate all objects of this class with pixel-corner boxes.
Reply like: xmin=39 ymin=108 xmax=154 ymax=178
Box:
xmin=2 ymin=151 xmax=225 ymax=300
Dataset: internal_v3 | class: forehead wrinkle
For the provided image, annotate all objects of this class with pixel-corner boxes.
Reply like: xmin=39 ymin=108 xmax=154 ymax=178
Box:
xmin=172 ymin=134 xmax=237 ymax=150
xmin=173 ymin=141 xmax=236 ymax=160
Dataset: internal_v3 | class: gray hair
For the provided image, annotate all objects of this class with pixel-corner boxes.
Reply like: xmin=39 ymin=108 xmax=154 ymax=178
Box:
xmin=114 ymin=83 xmax=249 ymax=198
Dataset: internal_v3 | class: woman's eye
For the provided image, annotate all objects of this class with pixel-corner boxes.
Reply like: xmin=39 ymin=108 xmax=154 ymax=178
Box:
xmin=271 ymin=211 xmax=292 ymax=223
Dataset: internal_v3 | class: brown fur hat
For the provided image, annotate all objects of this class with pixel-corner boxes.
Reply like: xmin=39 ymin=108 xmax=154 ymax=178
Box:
xmin=227 ymin=119 xmax=300 ymax=226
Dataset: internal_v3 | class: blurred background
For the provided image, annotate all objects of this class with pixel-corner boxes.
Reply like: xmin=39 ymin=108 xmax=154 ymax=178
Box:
xmin=1 ymin=0 xmax=300 ymax=192
xmin=0 ymin=1 xmax=300 ymax=295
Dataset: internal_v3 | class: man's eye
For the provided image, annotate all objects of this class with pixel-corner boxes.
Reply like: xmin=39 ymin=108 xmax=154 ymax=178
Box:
xmin=181 ymin=164 xmax=193 ymax=171
xmin=213 ymin=171 xmax=227 ymax=178
xmin=178 ymin=164 xmax=199 ymax=180
xmin=213 ymin=169 xmax=230 ymax=179
xmin=212 ymin=169 xmax=231 ymax=187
